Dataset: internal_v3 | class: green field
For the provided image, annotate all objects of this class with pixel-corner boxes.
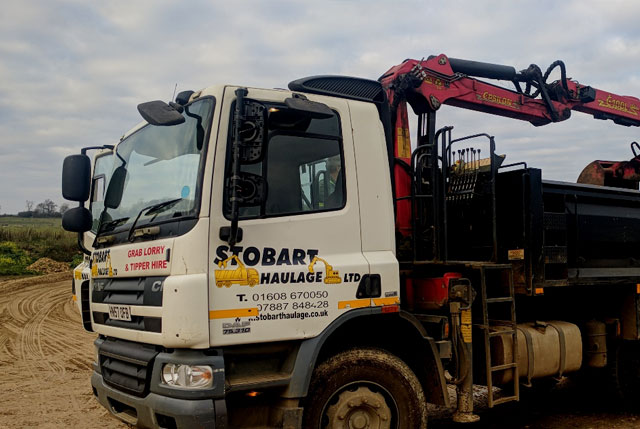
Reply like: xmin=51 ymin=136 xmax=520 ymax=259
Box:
xmin=0 ymin=217 xmax=64 ymax=227
xmin=0 ymin=216 xmax=80 ymax=275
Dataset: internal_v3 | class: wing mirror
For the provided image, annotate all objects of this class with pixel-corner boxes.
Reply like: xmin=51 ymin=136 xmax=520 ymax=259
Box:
xmin=104 ymin=165 xmax=128 ymax=209
xmin=62 ymin=206 xmax=92 ymax=233
xmin=62 ymin=154 xmax=91 ymax=202
xmin=269 ymin=95 xmax=333 ymax=131
xmin=284 ymin=95 xmax=333 ymax=119
xmin=233 ymin=172 xmax=267 ymax=207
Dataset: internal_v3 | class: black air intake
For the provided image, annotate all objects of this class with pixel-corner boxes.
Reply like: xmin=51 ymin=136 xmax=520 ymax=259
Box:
xmin=99 ymin=338 xmax=159 ymax=397
xmin=288 ymin=76 xmax=386 ymax=103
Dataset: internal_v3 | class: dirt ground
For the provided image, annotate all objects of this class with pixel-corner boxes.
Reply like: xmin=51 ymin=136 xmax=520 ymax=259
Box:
xmin=0 ymin=274 xmax=123 ymax=429
xmin=1 ymin=274 xmax=639 ymax=429
xmin=428 ymin=382 xmax=640 ymax=429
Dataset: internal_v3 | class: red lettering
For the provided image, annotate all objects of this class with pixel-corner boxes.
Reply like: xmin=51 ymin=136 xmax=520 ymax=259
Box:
xmin=129 ymin=261 xmax=150 ymax=271
xmin=142 ymin=245 xmax=166 ymax=256
xmin=127 ymin=248 xmax=143 ymax=258
xmin=127 ymin=246 xmax=168 ymax=261
xmin=151 ymin=259 xmax=168 ymax=269
xmin=128 ymin=249 xmax=135 ymax=258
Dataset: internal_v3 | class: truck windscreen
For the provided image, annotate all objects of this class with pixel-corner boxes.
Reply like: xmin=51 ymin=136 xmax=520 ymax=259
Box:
xmin=97 ymin=97 xmax=214 ymax=236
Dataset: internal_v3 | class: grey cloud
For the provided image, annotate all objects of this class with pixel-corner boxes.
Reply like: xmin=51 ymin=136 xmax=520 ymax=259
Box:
xmin=1 ymin=1 xmax=640 ymax=213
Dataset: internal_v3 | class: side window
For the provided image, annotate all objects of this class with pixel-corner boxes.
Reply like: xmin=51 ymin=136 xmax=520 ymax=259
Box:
xmin=299 ymin=154 xmax=341 ymax=211
xmin=91 ymin=175 xmax=105 ymax=205
xmin=225 ymin=102 xmax=344 ymax=219
xmin=267 ymin=136 xmax=343 ymax=215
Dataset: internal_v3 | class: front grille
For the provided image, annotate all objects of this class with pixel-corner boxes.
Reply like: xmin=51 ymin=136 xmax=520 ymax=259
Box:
xmin=92 ymin=276 xmax=165 ymax=333
xmin=99 ymin=338 xmax=159 ymax=397
xmin=93 ymin=311 xmax=162 ymax=333
xmin=93 ymin=276 xmax=165 ymax=306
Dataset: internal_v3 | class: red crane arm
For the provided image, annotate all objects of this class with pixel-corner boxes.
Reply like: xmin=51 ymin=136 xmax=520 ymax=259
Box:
xmin=380 ymin=54 xmax=640 ymax=128
xmin=569 ymin=82 xmax=640 ymax=127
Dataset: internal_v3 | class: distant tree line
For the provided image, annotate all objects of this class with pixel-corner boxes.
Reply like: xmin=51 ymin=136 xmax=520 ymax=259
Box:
xmin=17 ymin=200 xmax=70 ymax=218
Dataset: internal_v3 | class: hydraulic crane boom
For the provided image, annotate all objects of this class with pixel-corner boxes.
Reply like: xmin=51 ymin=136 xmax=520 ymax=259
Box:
xmin=380 ymin=54 xmax=640 ymax=128
xmin=379 ymin=54 xmax=640 ymax=236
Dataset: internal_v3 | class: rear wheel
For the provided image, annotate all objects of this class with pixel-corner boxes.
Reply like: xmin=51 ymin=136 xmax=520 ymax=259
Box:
xmin=303 ymin=348 xmax=428 ymax=428
xmin=608 ymin=340 xmax=640 ymax=409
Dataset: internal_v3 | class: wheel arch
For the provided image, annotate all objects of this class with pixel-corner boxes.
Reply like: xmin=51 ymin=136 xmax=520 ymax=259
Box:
xmin=284 ymin=308 xmax=450 ymax=407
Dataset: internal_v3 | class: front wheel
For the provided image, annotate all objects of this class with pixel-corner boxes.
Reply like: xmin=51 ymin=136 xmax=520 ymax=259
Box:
xmin=303 ymin=348 xmax=428 ymax=429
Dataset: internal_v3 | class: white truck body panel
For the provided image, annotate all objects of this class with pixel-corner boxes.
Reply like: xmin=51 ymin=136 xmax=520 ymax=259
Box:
xmin=84 ymin=85 xmax=399 ymax=349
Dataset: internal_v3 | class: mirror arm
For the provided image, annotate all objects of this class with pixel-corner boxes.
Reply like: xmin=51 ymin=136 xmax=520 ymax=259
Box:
xmin=78 ymin=146 xmax=117 ymax=211
xmin=80 ymin=145 xmax=114 ymax=155
xmin=229 ymin=88 xmax=248 ymax=247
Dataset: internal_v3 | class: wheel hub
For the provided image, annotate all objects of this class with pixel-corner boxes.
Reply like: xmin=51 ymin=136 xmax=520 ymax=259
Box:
xmin=326 ymin=386 xmax=391 ymax=429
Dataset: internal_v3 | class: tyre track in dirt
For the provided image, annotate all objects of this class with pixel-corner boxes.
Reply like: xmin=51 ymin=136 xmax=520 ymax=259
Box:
xmin=1 ymin=274 xmax=640 ymax=428
xmin=0 ymin=274 xmax=126 ymax=429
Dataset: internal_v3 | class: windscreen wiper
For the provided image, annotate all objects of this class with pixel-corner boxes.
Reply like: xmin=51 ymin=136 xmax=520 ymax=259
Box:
xmin=92 ymin=216 xmax=130 ymax=248
xmin=127 ymin=198 xmax=183 ymax=242
xmin=96 ymin=217 xmax=129 ymax=235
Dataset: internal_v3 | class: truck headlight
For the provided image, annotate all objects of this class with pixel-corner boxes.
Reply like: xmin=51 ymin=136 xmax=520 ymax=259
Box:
xmin=161 ymin=364 xmax=213 ymax=389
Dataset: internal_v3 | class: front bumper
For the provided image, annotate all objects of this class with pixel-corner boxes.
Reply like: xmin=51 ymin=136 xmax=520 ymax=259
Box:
xmin=92 ymin=371 xmax=226 ymax=428
xmin=92 ymin=337 xmax=227 ymax=428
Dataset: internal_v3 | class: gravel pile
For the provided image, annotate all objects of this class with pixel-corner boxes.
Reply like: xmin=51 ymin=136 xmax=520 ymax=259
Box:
xmin=27 ymin=258 xmax=70 ymax=274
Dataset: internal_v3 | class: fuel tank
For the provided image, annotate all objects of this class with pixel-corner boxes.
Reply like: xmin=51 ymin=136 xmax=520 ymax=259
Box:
xmin=491 ymin=320 xmax=582 ymax=384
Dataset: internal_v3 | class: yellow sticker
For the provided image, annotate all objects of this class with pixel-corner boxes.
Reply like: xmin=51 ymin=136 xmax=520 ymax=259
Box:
xmin=338 ymin=299 xmax=370 ymax=309
xmin=508 ymin=249 xmax=525 ymax=260
xmin=597 ymin=95 xmax=639 ymax=116
xmin=209 ymin=308 xmax=258 ymax=319
xmin=372 ymin=297 xmax=400 ymax=306
xmin=476 ymin=91 xmax=521 ymax=109
xmin=460 ymin=309 xmax=472 ymax=343
xmin=214 ymin=255 xmax=259 ymax=288
xmin=396 ymin=127 xmax=411 ymax=159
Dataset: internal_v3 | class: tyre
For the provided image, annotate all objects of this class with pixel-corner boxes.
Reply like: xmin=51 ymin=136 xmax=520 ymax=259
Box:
xmin=303 ymin=348 xmax=428 ymax=429
xmin=608 ymin=340 xmax=640 ymax=409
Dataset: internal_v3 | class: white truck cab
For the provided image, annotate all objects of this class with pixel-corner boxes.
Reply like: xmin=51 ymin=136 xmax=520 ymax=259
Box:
xmin=63 ymin=80 xmax=437 ymax=428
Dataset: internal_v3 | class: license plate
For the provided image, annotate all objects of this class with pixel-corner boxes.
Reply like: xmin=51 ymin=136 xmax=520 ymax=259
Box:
xmin=108 ymin=304 xmax=132 ymax=321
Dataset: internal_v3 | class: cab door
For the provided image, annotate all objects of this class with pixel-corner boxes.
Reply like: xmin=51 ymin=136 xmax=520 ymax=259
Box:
xmin=208 ymin=87 xmax=370 ymax=346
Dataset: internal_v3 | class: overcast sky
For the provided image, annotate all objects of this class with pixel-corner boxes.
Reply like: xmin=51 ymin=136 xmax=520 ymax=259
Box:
xmin=2 ymin=1 xmax=640 ymax=214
